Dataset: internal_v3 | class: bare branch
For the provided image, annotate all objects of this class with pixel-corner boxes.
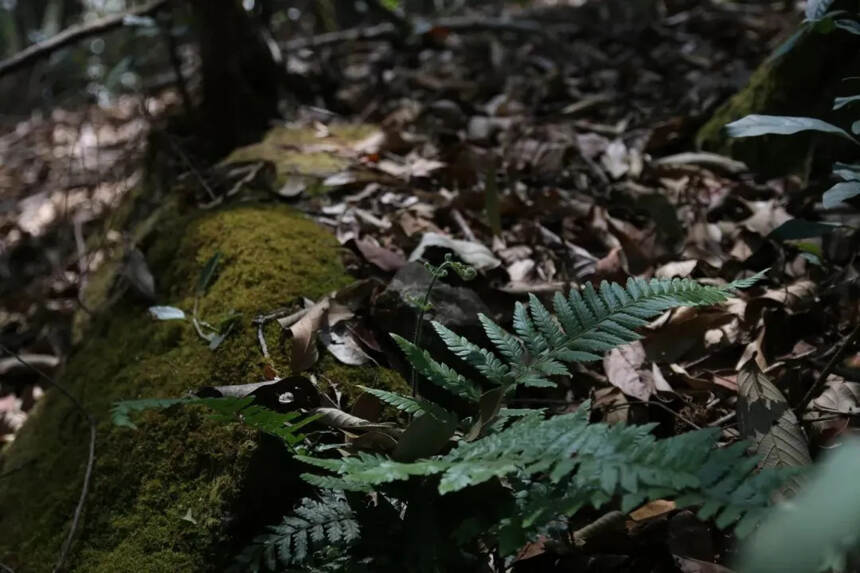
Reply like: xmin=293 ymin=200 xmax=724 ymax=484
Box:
xmin=0 ymin=0 xmax=169 ymax=78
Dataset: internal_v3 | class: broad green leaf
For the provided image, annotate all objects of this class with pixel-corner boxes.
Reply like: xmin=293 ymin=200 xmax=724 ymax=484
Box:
xmin=740 ymin=441 xmax=860 ymax=573
xmin=196 ymin=251 xmax=221 ymax=297
xmin=805 ymin=0 xmax=835 ymax=20
xmin=832 ymin=162 xmax=860 ymax=180
xmin=833 ymin=94 xmax=860 ymax=110
xmin=835 ymin=18 xmax=860 ymax=35
xmin=725 ymin=115 xmax=857 ymax=143
xmin=769 ymin=218 xmax=841 ymax=240
xmin=823 ymin=181 xmax=860 ymax=208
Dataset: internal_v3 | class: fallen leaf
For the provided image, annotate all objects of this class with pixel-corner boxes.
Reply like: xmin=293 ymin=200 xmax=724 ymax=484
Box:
xmin=655 ymin=260 xmax=698 ymax=279
xmin=324 ymin=328 xmax=371 ymax=366
xmin=812 ymin=379 xmax=860 ymax=415
xmin=288 ymin=298 xmax=331 ymax=373
xmin=354 ymin=238 xmax=407 ymax=271
xmin=630 ymin=499 xmax=676 ymax=521
xmin=409 ymin=232 xmax=501 ymax=271
xmin=737 ymin=361 xmax=811 ymax=496
xmin=148 ymin=306 xmax=185 ymax=320
xmin=604 ymin=342 xmax=653 ymax=401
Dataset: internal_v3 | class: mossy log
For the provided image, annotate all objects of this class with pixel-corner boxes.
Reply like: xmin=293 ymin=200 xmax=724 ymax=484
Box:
xmin=696 ymin=24 xmax=860 ymax=176
xmin=0 ymin=126 xmax=405 ymax=571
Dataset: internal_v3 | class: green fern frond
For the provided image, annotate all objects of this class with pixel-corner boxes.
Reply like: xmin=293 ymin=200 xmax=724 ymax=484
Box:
xmin=233 ymin=493 xmax=359 ymax=572
xmin=298 ymin=402 xmax=784 ymax=532
xmin=357 ymin=386 xmax=455 ymax=422
xmin=431 ymin=321 xmax=509 ymax=384
xmin=433 ymin=273 xmax=764 ymax=392
xmin=391 ymin=333 xmax=481 ymax=402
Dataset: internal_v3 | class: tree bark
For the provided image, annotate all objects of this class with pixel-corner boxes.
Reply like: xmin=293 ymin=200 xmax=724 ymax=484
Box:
xmin=188 ymin=0 xmax=281 ymax=155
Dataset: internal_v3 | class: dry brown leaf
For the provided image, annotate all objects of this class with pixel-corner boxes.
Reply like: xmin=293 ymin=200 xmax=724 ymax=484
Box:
xmin=355 ymin=238 xmax=407 ymax=272
xmin=629 ymin=499 xmax=676 ymax=522
xmin=288 ymin=298 xmax=330 ymax=373
xmin=604 ymin=341 xmax=653 ymax=402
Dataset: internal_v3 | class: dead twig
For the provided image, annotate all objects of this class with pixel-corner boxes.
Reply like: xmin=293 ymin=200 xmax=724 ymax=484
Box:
xmin=0 ymin=344 xmax=96 ymax=573
xmin=797 ymin=323 xmax=860 ymax=415
xmin=283 ymin=16 xmax=568 ymax=52
xmin=0 ymin=0 xmax=169 ymax=78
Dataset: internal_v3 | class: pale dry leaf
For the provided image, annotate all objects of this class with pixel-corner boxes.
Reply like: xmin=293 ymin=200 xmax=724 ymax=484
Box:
xmin=812 ymin=379 xmax=860 ymax=415
xmin=630 ymin=499 xmax=676 ymax=522
xmin=603 ymin=342 xmax=653 ymax=402
xmin=655 ymin=260 xmax=698 ymax=279
xmin=601 ymin=139 xmax=630 ymax=179
xmin=324 ymin=329 xmax=371 ymax=366
xmin=288 ymin=297 xmax=331 ymax=373
xmin=355 ymin=238 xmax=407 ymax=272
xmin=409 ymin=232 xmax=501 ymax=271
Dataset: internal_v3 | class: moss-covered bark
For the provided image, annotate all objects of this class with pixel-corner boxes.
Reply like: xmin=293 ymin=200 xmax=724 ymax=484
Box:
xmin=0 ymin=126 xmax=403 ymax=571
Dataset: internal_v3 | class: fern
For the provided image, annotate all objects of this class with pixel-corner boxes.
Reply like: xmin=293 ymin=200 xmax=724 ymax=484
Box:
xmin=232 ymin=493 xmax=360 ymax=572
xmin=296 ymin=403 xmax=782 ymax=537
xmin=357 ymin=385 xmax=456 ymax=423
xmin=256 ymin=272 xmax=780 ymax=566
xmin=111 ymin=395 xmax=316 ymax=447
xmin=428 ymin=274 xmax=764 ymax=391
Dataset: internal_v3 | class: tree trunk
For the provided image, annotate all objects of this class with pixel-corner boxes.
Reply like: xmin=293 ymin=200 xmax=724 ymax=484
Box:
xmin=188 ymin=0 xmax=280 ymax=155
xmin=0 ymin=124 xmax=406 ymax=572
xmin=696 ymin=17 xmax=860 ymax=176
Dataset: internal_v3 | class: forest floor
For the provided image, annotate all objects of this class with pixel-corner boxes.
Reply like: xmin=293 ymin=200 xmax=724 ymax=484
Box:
xmin=1 ymin=1 xmax=859 ymax=571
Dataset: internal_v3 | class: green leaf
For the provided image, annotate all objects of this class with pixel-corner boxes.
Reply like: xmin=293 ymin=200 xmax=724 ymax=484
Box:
xmin=196 ymin=251 xmax=221 ymax=297
xmin=822 ymin=181 xmax=860 ymax=208
xmin=769 ymin=26 xmax=808 ymax=61
xmin=805 ymin=0 xmax=835 ymax=21
xmin=769 ymin=219 xmax=842 ymax=240
xmin=833 ymin=94 xmax=860 ymax=110
xmin=725 ymin=115 xmax=857 ymax=144
xmin=835 ymin=18 xmax=860 ymax=35
xmin=739 ymin=441 xmax=860 ymax=573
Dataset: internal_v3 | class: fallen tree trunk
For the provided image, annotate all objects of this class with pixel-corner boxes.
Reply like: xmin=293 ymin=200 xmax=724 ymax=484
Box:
xmin=0 ymin=125 xmax=406 ymax=571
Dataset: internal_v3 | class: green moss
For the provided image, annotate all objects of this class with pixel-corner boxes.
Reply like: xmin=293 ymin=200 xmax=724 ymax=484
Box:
xmin=0 ymin=204 xmax=360 ymax=571
xmin=315 ymin=354 xmax=410 ymax=408
xmin=222 ymin=123 xmax=379 ymax=187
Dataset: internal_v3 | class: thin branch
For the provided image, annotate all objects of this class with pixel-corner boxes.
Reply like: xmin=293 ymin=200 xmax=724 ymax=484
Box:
xmin=0 ymin=0 xmax=169 ymax=78
xmin=0 ymin=344 xmax=97 ymax=573
xmin=797 ymin=323 xmax=860 ymax=415
xmin=282 ymin=16 xmax=569 ymax=52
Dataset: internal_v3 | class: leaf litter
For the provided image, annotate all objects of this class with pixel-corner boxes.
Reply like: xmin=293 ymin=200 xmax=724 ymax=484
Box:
xmin=1 ymin=0 xmax=859 ymax=569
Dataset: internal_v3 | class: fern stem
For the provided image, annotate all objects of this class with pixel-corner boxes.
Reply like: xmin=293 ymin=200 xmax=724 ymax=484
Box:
xmin=796 ymin=322 xmax=860 ymax=414
xmin=411 ymin=271 xmax=441 ymax=397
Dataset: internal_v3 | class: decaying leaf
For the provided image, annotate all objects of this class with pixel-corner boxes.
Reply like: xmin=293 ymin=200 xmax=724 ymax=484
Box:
xmin=288 ymin=297 xmax=331 ymax=373
xmin=409 ymin=232 xmax=501 ymax=271
xmin=603 ymin=341 xmax=653 ymax=402
xmin=736 ymin=361 xmax=811 ymax=496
